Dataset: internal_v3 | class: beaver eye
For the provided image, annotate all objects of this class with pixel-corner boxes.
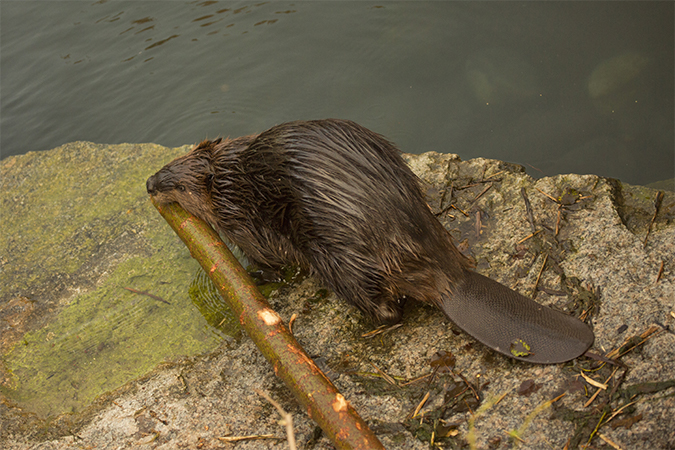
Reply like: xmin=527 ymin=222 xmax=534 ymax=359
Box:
xmin=177 ymin=185 xmax=186 ymax=192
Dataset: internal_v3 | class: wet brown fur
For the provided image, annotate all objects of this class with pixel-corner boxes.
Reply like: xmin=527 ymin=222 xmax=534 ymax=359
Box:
xmin=147 ymin=119 xmax=474 ymax=324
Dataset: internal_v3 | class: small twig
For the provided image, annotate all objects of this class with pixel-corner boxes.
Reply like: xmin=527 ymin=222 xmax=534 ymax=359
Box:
xmin=525 ymin=162 xmax=544 ymax=176
xmin=598 ymin=433 xmax=623 ymax=450
xmin=435 ymin=203 xmax=467 ymax=218
xmin=122 ymin=287 xmax=171 ymax=305
xmin=218 ymin=434 xmax=280 ymax=443
xmin=457 ymin=372 xmax=480 ymax=401
xmin=255 ymin=389 xmax=297 ymax=450
xmin=362 ymin=323 xmax=402 ymax=338
xmin=454 ymin=204 xmax=470 ymax=217
xmin=434 ymin=205 xmax=451 ymax=217
xmin=606 ymin=325 xmax=662 ymax=359
xmin=484 ymin=170 xmax=507 ymax=180
xmin=517 ymin=230 xmax=541 ymax=244
xmin=580 ymin=371 xmax=608 ymax=390
xmin=475 ymin=210 xmax=483 ymax=238
xmin=586 ymin=410 xmax=608 ymax=447
xmin=362 ymin=325 xmax=388 ymax=338
xmin=655 ymin=261 xmax=665 ymax=284
xmin=551 ymin=393 xmax=566 ymax=403
xmin=288 ymin=313 xmax=298 ymax=334
xmin=535 ymin=187 xmax=558 ymax=203
xmin=643 ymin=191 xmax=664 ymax=246
xmin=494 ymin=390 xmax=509 ymax=406
xmin=532 ymin=254 xmax=548 ymax=298
xmin=618 ymin=333 xmax=659 ymax=359
xmin=607 ymin=367 xmax=629 ymax=400
xmin=463 ymin=399 xmax=475 ymax=415
xmin=369 ymin=362 xmax=397 ymax=386
xmin=538 ymin=287 xmax=567 ymax=296
xmin=510 ymin=433 xmax=527 ymax=444
xmin=584 ymin=367 xmax=619 ymax=407
xmin=555 ymin=206 xmax=563 ymax=236
xmin=412 ymin=391 xmax=430 ymax=418
xmin=471 ymin=182 xmax=493 ymax=204
xmin=520 ymin=187 xmax=536 ymax=233
xmin=438 ymin=169 xmax=453 ymax=211
xmin=455 ymin=182 xmax=482 ymax=190
xmin=455 ymin=177 xmax=497 ymax=191
xmin=399 ymin=372 xmax=433 ymax=387
xmin=579 ymin=306 xmax=593 ymax=322
xmin=605 ymin=400 xmax=639 ymax=424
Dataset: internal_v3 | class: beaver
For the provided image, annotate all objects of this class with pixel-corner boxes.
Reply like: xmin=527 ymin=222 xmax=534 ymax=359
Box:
xmin=147 ymin=119 xmax=594 ymax=363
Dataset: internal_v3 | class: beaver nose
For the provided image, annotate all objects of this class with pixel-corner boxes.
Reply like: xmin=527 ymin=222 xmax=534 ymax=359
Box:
xmin=146 ymin=175 xmax=157 ymax=194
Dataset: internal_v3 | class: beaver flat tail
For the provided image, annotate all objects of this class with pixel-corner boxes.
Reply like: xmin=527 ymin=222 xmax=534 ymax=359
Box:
xmin=438 ymin=270 xmax=594 ymax=364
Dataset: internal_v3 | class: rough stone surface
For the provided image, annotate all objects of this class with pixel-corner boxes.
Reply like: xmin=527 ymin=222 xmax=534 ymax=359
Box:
xmin=1 ymin=143 xmax=674 ymax=449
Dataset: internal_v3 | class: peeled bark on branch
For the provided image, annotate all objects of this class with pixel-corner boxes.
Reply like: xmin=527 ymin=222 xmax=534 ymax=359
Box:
xmin=151 ymin=198 xmax=385 ymax=450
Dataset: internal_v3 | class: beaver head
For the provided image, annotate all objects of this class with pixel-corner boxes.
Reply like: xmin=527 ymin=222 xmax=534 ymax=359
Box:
xmin=146 ymin=138 xmax=222 ymax=226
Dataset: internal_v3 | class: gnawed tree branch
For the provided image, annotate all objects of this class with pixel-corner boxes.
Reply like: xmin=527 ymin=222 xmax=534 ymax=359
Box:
xmin=151 ymin=198 xmax=385 ymax=450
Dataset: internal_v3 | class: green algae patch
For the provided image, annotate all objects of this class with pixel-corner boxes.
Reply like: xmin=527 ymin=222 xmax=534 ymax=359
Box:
xmin=1 ymin=232 xmax=224 ymax=418
xmin=0 ymin=141 xmax=191 ymax=298
xmin=0 ymin=142 xmax=234 ymax=418
xmin=189 ymin=269 xmax=241 ymax=338
xmin=188 ymin=262 xmax=302 ymax=338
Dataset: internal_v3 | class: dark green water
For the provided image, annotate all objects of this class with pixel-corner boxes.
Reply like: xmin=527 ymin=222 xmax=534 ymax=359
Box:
xmin=1 ymin=1 xmax=673 ymax=185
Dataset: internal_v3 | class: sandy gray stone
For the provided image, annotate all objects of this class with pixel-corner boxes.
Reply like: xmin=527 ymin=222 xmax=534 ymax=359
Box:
xmin=1 ymin=143 xmax=673 ymax=449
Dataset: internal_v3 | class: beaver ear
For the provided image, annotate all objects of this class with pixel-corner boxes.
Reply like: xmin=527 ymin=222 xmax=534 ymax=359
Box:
xmin=195 ymin=140 xmax=217 ymax=160
xmin=213 ymin=137 xmax=223 ymax=145
xmin=196 ymin=139 xmax=212 ymax=150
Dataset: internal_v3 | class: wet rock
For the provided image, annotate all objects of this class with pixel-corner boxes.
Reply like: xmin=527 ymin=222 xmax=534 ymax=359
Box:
xmin=1 ymin=143 xmax=674 ymax=449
